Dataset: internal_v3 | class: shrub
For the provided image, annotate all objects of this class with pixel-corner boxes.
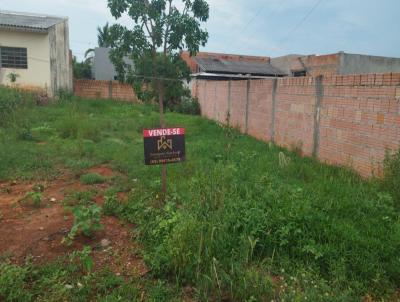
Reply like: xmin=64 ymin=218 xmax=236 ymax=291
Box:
xmin=80 ymin=173 xmax=106 ymax=185
xmin=65 ymin=204 xmax=103 ymax=244
xmin=172 ymin=96 xmax=201 ymax=115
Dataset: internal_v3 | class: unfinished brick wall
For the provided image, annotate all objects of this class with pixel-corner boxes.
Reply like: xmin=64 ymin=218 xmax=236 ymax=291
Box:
xmin=74 ymin=79 xmax=138 ymax=102
xmin=193 ymin=73 xmax=400 ymax=177
xmin=318 ymin=74 xmax=400 ymax=176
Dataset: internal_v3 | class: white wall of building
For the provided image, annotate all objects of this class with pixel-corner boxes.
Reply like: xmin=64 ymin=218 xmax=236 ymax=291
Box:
xmin=0 ymin=29 xmax=51 ymax=94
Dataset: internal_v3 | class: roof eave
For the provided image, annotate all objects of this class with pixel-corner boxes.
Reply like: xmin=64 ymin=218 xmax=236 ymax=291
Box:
xmin=0 ymin=24 xmax=49 ymax=33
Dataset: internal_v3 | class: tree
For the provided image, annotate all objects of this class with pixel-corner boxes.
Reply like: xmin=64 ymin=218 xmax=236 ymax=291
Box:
xmin=107 ymin=0 xmax=209 ymax=199
xmin=84 ymin=22 xmax=114 ymax=62
xmin=73 ymin=56 xmax=92 ymax=79
xmin=97 ymin=22 xmax=112 ymax=47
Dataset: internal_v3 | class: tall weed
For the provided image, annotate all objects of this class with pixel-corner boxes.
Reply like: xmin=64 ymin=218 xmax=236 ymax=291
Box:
xmin=382 ymin=149 xmax=400 ymax=208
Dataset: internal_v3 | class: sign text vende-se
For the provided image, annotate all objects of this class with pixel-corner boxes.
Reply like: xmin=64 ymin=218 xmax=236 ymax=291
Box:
xmin=143 ymin=128 xmax=185 ymax=165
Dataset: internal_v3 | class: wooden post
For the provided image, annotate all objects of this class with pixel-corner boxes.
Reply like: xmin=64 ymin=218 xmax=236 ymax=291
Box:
xmin=158 ymin=80 xmax=167 ymax=200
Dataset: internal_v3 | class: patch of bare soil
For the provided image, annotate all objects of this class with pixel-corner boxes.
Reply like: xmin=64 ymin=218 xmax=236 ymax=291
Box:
xmin=0 ymin=167 xmax=147 ymax=278
xmin=87 ymin=165 xmax=122 ymax=178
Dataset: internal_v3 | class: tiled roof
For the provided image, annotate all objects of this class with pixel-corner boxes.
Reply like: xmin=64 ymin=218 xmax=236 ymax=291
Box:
xmin=0 ymin=10 xmax=66 ymax=32
xmin=195 ymin=57 xmax=286 ymax=76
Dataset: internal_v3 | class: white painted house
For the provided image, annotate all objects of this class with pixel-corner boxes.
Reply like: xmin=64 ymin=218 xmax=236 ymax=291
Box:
xmin=0 ymin=10 xmax=72 ymax=97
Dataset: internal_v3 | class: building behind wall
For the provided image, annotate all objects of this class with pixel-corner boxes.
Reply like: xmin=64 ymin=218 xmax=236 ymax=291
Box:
xmin=271 ymin=52 xmax=400 ymax=77
xmin=0 ymin=10 xmax=72 ymax=97
xmin=92 ymin=47 xmax=134 ymax=81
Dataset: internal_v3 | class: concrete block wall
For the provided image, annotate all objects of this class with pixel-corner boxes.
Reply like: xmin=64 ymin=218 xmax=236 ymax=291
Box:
xmin=73 ymin=79 xmax=138 ymax=102
xmin=193 ymin=73 xmax=400 ymax=177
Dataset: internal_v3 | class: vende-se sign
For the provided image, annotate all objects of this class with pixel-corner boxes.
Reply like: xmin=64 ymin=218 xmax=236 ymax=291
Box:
xmin=143 ymin=128 xmax=185 ymax=165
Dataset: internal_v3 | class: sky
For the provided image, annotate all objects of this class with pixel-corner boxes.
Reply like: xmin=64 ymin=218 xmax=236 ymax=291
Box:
xmin=1 ymin=0 xmax=399 ymax=61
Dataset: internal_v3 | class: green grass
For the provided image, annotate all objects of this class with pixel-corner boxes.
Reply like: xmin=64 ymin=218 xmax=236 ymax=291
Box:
xmin=80 ymin=173 xmax=106 ymax=185
xmin=0 ymin=86 xmax=399 ymax=301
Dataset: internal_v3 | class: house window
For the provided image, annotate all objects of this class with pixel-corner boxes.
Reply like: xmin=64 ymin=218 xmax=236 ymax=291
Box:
xmin=292 ymin=70 xmax=307 ymax=77
xmin=0 ymin=47 xmax=28 ymax=69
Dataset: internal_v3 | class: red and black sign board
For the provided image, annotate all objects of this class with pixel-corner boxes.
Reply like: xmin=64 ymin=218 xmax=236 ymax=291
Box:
xmin=143 ymin=128 xmax=185 ymax=165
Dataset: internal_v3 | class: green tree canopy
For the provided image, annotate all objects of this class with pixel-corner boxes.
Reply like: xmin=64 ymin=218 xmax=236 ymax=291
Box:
xmin=106 ymin=0 xmax=209 ymax=118
xmin=97 ymin=22 xmax=112 ymax=48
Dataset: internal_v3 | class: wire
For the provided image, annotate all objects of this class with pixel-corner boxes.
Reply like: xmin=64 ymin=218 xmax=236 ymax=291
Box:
xmin=275 ymin=0 xmax=325 ymax=50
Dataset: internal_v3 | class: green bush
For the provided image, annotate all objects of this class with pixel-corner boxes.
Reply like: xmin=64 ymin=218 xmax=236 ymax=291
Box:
xmin=382 ymin=149 xmax=400 ymax=208
xmin=172 ymin=96 xmax=201 ymax=115
xmin=80 ymin=173 xmax=106 ymax=185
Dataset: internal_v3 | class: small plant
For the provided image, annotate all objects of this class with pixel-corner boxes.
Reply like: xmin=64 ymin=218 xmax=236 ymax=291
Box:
xmin=64 ymin=204 xmax=102 ymax=245
xmin=103 ymin=193 xmax=121 ymax=216
xmin=7 ymin=72 xmax=20 ymax=83
xmin=69 ymin=245 xmax=93 ymax=273
xmin=21 ymin=191 xmax=43 ymax=208
xmin=279 ymin=151 xmax=291 ymax=168
xmin=80 ymin=173 xmax=106 ymax=185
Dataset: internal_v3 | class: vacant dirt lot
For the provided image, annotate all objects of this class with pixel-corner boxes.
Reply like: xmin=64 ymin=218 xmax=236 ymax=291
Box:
xmin=0 ymin=166 xmax=147 ymax=277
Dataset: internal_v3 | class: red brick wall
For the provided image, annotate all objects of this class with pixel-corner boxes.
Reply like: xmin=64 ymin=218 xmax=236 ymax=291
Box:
xmin=193 ymin=73 xmax=400 ymax=177
xmin=275 ymin=77 xmax=317 ymax=156
xmin=73 ymin=79 xmax=138 ymax=102
xmin=247 ymin=80 xmax=275 ymax=141
xmin=318 ymin=73 xmax=400 ymax=176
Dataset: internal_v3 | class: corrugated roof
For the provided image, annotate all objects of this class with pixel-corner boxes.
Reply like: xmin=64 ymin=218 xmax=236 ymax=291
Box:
xmin=195 ymin=57 xmax=286 ymax=76
xmin=0 ymin=10 xmax=66 ymax=32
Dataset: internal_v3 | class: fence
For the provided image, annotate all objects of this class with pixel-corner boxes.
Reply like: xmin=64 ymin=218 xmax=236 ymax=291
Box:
xmin=73 ymin=79 xmax=138 ymax=102
xmin=192 ymin=73 xmax=400 ymax=177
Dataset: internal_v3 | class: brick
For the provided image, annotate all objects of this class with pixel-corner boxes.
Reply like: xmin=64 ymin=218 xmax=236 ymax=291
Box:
xmin=192 ymin=73 xmax=400 ymax=178
xmin=376 ymin=113 xmax=385 ymax=124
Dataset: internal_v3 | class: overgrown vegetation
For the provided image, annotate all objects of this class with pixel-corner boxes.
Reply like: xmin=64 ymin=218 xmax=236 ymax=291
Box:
xmin=72 ymin=56 xmax=92 ymax=79
xmin=0 ymin=258 xmax=178 ymax=302
xmin=383 ymin=149 xmax=400 ymax=209
xmin=0 ymin=86 xmax=399 ymax=301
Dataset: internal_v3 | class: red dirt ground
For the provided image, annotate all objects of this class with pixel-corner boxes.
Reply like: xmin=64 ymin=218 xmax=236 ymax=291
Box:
xmin=0 ymin=166 xmax=147 ymax=277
